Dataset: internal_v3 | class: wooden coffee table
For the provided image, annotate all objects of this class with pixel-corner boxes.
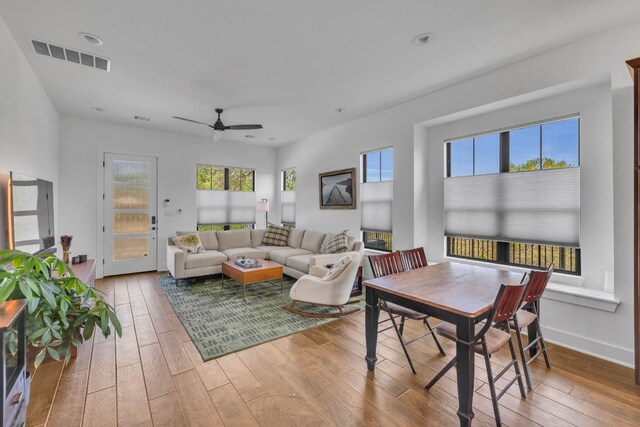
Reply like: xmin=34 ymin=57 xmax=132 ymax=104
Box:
xmin=221 ymin=260 xmax=284 ymax=302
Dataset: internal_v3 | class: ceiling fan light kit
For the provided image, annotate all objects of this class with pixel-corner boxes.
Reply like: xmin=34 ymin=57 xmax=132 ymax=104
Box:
xmin=173 ymin=108 xmax=263 ymax=141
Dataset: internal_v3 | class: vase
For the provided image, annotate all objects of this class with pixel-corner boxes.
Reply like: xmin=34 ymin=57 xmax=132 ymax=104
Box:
xmin=63 ymin=251 xmax=70 ymax=264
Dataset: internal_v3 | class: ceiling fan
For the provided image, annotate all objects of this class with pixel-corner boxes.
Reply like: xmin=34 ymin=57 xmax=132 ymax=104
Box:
xmin=173 ymin=108 xmax=263 ymax=141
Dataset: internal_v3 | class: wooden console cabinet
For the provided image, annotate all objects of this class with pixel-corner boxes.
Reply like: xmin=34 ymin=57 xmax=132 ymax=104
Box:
xmin=69 ymin=259 xmax=96 ymax=287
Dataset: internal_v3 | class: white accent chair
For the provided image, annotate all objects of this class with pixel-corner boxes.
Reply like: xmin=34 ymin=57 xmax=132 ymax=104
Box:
xmin=283 ymin=254 xmax=361 ymax=318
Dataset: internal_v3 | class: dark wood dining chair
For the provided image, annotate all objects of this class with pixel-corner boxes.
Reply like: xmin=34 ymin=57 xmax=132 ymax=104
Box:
xmin=399 ymin=247 xmax=428 ymax=270
xmin=426 ymin=282 xmax=528 ymax=427
xmin=368 ymin=252 xmax=445 ymax=375
xmin=511 ymin=263 xmax=554 ymax=389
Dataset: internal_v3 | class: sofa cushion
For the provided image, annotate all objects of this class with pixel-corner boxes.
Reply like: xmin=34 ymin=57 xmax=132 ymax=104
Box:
xmin=287 ymin=228 xmax=305 ymax=249
xmin=286 ymin=254 xmax=315 ymax=274
xmin=269 ymin=248 xmax=313 ymax=265
xmin=253 ymin=245 xmax=293 ymax=259
xmin=221 ymin=247 xmax=267 ymax=261
xmin=172 ymin=234 xmax=205 ymax=254
xmin=320 ymin=230 xmax=349 ymax=254
xmin=250 ymin=229 xmax=267 ymax=247
xmin=184 ymin=250 xmax=227 ymax=269
xmin=198 ymin=230 xmax=219 ymax=251
xmin=262 ymin=223 xmax=290 ymax=246
xmin=301 ymin=230 xmax=326 ymax=253
xmin=347 ymin=235 xmax=355 ymax=251
xmin=217 ymin=229 xmax=252 ymax=251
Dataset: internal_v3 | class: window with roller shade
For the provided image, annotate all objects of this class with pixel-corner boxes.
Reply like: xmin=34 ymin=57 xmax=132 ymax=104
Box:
xmin=361 ymin=148 xmax=393 ymax=252
xmin=196 ymin=164 xmax=255 ymax=231
xmin=281 ymin=167 xmax=296 ymax=226
xmin=445 ymin=116 xmax=580 ymax=274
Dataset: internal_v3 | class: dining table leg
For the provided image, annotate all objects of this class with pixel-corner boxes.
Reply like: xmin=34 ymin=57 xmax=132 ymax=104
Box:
xmin=456 ymin=317 xmax=475 ymax=427
xmin=365 ymin=287 xmax=380 ymax=371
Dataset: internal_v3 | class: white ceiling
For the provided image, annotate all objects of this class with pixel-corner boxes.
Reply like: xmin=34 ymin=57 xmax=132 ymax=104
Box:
xmin=2 ymin=0 xmax=640 ymax=147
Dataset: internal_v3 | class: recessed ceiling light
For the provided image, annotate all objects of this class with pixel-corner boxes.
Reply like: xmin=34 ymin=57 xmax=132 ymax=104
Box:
xmin=269 ymin=137 xmax=276 ymax=141
xmin=78 ymin=32 xmax=103 ymax=46
xmin=335 ymin=108 xmax=346 ymax=113
xmin=412 ymin=32 xmax=432 ymax=46
xmin=245 ymin=135 xmax=255 ymax=139
xmin=91 ymin=106 xmax=104 ymax=112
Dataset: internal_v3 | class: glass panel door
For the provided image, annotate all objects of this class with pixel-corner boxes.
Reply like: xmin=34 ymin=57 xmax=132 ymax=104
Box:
xmin=104 ymin=154 xmax=157 ymax=275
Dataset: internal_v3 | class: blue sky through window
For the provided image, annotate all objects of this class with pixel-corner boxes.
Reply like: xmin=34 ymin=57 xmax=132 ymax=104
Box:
xmin=542 ymin=118 xmax=579 ymax=168
xmin=365 ymin=148 xmax=393 ymax=182
xmin=510 ymin=125 xmax=540 ymax=170
xmin=450 ymin=138 xmax=473 ymax=177
xmin=474 ymin=133 xmax=500 ymax=175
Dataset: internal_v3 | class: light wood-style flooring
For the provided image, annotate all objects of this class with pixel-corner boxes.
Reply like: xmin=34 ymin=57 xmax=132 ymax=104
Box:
xmin=27 ymin=272 xmax=640 ymax=426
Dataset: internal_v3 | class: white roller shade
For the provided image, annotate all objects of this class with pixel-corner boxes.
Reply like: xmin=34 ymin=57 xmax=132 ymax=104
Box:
xmin=444 ymin=168 xmax=580 ymax=247
xmin=361 ymin=181 xmax=393 ymax=233
xmin=281 ymin=191 xmax=296 ymax=224
xmin=197 ymin=190 xmax=256 ymax=225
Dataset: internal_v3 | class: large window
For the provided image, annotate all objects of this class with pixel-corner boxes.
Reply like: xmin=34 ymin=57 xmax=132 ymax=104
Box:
xmin=196 ymin=165 xmax=255 ymax=231
xmin=361 ymin=148 xmax=393 ymax=252
xmin=281 ymin=167 xmax=296 ymax=226
xmin=445 ymin=117 xmax=580 ymax=274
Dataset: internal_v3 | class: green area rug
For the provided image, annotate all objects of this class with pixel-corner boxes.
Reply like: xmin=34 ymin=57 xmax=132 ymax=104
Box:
xmin=158 ymin=274 xmax=364 ymax=361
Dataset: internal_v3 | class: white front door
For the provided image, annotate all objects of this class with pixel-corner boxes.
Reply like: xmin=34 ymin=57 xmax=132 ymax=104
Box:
xmin=103 ymin=153 xmax=158 ymax=276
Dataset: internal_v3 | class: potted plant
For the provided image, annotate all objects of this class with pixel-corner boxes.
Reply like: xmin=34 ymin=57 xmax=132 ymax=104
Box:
xmin=0 ymin=249 xmax=122 ymax=368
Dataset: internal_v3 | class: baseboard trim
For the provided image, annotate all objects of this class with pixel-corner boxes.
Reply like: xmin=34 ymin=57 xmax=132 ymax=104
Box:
xmin=538 ymin=325 xmax=634 ymax=368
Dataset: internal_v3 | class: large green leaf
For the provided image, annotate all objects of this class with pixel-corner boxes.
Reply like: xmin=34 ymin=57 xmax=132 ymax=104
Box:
xmin=0 ymin=279 xmax=16 ymax=302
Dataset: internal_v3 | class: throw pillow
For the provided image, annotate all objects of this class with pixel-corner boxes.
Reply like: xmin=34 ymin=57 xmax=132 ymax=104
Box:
xmin=172 ymin=234 xmax=205 ymax=254
xmin=322 ymin=255 xmax=352 ymax=281
xmin=261 ymin=222 xmax=290 ymax=246
xmin=320 ymin=230 xmax=349 ymax=254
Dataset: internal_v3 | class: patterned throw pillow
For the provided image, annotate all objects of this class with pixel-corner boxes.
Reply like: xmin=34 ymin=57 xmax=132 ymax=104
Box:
xmin=322 ymin=255 xmax=353 ymax=281
xmin=320 ymin=230 xmax=349 ymax=254
xmin=261 ymin=222 xmax=290 ymax=246
xmin=172 ymin=234 xmax=205 ymax=254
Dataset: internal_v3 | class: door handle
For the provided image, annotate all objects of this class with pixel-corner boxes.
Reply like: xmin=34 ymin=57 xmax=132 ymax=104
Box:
xmin=151 ymin=216 xmax=156 ymax=225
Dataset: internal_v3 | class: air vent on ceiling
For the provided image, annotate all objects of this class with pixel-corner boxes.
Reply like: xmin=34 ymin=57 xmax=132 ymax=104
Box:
xmin=134 ymin=116 xmax=151 ymax=122
xmin=29 ymin=38 xmax=111 ymax=72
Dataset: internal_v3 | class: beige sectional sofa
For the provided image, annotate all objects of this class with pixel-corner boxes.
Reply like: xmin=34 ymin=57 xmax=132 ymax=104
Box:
xmin=167 ymin=228 xmax=364 ymax=280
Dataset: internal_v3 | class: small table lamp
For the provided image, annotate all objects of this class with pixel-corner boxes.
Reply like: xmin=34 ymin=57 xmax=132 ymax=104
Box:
xmin=256 ymin=199 xmax=269 ymax=224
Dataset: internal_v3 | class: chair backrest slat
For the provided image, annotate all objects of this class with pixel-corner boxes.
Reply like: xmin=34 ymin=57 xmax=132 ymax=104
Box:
xmin=523 ymin=263 xmax=554 ymax=304
xmin=399 ymin=247 xmax=428 ymax=271
xmin=369 ymin=252 xmax=404 ymax=278
xmin=491 ymin=283 xmax=527 ymax=323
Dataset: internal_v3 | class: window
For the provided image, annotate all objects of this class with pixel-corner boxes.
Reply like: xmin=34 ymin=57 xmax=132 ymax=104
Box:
xmin=361 ymin=148 xmax=393 ymax=251
xmin=445 ymin=117 xmax=580 ymax=274
xmin=281 ymin=167 xmax=296 ymax=226
xmin=196 ymin=164 xmax=255 ymax=231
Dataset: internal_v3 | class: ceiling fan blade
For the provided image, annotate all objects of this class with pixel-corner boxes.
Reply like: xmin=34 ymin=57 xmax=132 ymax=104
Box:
xmin=224 ymin=124 xmax=263 ymax=130
xmin=173 ymin=116 xmax=214 ymax=127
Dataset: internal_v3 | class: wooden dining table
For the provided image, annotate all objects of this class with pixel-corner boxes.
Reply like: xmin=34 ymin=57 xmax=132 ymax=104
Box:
xmin=363 ymin=261 xmax=526 ymax=427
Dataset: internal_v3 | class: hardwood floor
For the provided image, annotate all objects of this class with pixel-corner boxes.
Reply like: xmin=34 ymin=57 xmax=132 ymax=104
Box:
xmin=27 ymin=272 xmax=640 ymax=426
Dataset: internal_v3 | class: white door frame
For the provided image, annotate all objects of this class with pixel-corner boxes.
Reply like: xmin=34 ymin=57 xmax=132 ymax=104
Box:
xmin=100 ymin=152 xmax=158 ymax=277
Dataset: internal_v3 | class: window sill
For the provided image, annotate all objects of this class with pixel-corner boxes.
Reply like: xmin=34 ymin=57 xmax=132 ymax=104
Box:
xmin=439 ymin=256 xmax=620 ymax=313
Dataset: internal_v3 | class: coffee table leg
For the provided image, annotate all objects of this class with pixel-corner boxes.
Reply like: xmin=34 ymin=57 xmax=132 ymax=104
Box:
xmin=243 ymin=283 xmax=246 ymax=302
xmin=280 ymin=276 xmax=283 ymax=294
xmin=220 ymin=272 xmax=225 ymax=288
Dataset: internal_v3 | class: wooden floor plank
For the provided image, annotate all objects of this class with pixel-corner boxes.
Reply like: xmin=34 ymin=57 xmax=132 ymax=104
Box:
xmin=208 ymin=383 xmax=260 ymax=426
xmin=87 ymin=340 xmax=116 ymax=393
xmin=139 ymin=343 xmax=175 ymax=400
xmin=26 ymin=360 xmax=64 ymax=426
xmin=246 ymin=394 xmax=295 ymax=427
xmin=134 ymin=314 xmax=158 ymax=347
xmin=117 ymin=362 xmax=153 ymax=426
xmin=149 ymin=392 xmax=189 ymax=427
xmin=217 ymin=353 xmax=266 ymax=402
xmin=157 ymin=331 xmax=193 ymax=375
xmin=172 ymin=370 xmax=224 ymax=427
xmin=183 ymin=340 xmax=230 ymax=391
xmin=116 ymin=325 xmax=140 ymax=367
xmin=45 ymin=368 xmax=89 ymax=426
xmin=83 ymin=387 xmax=117 ymax=427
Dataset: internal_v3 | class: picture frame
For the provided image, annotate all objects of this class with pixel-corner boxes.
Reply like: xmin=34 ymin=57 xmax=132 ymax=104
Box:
xmin=319 ymin=168 xmax=356 ymax=209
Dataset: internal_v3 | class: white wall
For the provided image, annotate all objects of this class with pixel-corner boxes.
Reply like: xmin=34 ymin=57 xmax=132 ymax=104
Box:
xmin=0 ymin=14 xmax=59 ymax=250
xmin=58 ymin=116 xmax=278 ymax=277
xmin=277 ymin=21 xmax=640 ymax=365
